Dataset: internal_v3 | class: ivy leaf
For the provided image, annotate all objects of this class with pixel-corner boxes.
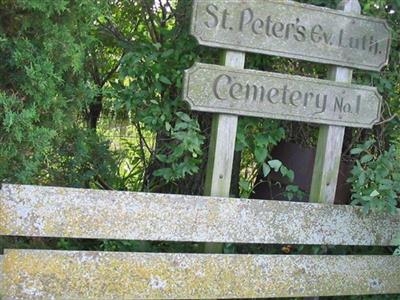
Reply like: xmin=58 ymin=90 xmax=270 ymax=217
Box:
xmin=361 ymin=154 xmax=373 ymax=164
xmin=370 ymin=190 xmax=380 ymax=197
xmin=161 ymin=49 xmax=174 ymax=58
xmin=350 ymin=148 xmax=363 ymax=155
xmin=262 ymin=163 xmax=271 ymax=177
xmin=268 ymin=159 xmax=282 ymax=172
xmin=280 ymin=165 xmax=289 ymax=177
xmin=254 ymin=147 xmax=268 ymax=163
xmin=239 ymin=178 xmax=251 ymax=192
xmin=176 ymin=112 xmax=191 ymax=122
xmin=159 ymin=75 xmax=172 ymax=85
xmin=362 ymin=203 xmax=370 ymax=215
xmin=364 ymin=139 xmax=376 ymax=149
xmin=286 ymin=169 xmax=295 ymax=182
xmin=255 ymin=134 xmax=270 ymax=146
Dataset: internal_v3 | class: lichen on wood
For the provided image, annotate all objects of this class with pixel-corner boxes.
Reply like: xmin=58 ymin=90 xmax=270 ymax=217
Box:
xmin=3 ymin=250 xmax=400 ymax=299
xmin=1 ymin=184 xmax=399 ymax=246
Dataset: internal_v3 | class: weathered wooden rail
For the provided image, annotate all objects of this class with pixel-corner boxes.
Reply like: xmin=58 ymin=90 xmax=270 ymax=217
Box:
xmin=1 ymin=184 xmax=399 ymax=246
xmin=1 ymin=184 xmax=400 ymax=299
xmin=3 ymin=250 xmax=400 ymax=299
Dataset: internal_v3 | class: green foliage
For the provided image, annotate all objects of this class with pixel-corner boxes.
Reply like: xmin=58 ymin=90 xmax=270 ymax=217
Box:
xmin=235 ymin=117 xmax=305 ymax=200
xmin=44 ymin=127 xmax=119 ymax=188
xmin=236 ymin=118 xmax=284 ymax=197
xmin=0 ymin=0 xmax=116 ymax=187
xmin=236 ymin=118 xmax=285 ymax=163
xmin=394 ymin=235 xmax=400 ymax=256
xmin=348 ymin=139 xmax=400 ymax=214
xmin=393 ymin=232 xmax=400 ymax=256
xmin=110 ymin=132 xmax=151 ymax=192
xmin=153 ymin=112 xmax=204 ymax=181
xmin=105 ymin=3 xmax=207 ymax=189
xmin=284 ymin=184 xmax=306 ymax=201
xmin=354 ymin=1 xmax=400 ymax=150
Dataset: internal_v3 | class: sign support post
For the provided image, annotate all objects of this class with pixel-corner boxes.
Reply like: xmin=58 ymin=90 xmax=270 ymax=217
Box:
xmin=310 ymin=0 xmax=361 ymax=204
xmin=204 ymin=50 xmax=245 ymax=253
xmin=308 ymin=2 xmax=362 ymax=300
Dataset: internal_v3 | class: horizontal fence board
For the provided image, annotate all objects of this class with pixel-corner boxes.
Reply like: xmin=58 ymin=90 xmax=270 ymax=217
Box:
xmin=3 ymin=250 xmax=400 ymax=299
xmin=1 ymin=184 xmax=399 ymax=245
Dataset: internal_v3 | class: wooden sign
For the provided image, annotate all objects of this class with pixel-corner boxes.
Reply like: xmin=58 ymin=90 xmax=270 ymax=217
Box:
xmin=183 ymin=63 xmax=382 ymax=128
xmin=191 ymin=0 xmax=391 ymax=71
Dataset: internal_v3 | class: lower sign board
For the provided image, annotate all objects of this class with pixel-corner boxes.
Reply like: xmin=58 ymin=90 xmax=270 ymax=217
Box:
xmin=183 ymin=63 xmax=381 ymax=128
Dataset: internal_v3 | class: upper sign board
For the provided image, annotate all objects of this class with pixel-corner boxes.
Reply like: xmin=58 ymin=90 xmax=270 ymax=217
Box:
xmin=183 ymin=63 xmax=381 ymax=128
xmin=191 ymin=0 xmax=391 ymax=71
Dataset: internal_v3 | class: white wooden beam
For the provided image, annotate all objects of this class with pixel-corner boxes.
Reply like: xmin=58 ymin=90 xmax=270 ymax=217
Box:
xmin=204 ymin=50 xmax=245 ymax=253
xmin=1 ymin=184 xmax=399 ymax=246
xmin=3 ymin=250 xmax=400 ymax=299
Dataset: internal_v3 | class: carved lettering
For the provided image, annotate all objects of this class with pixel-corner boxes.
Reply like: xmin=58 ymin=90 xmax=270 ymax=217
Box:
xmin=230 ymin=82 xmax=243 ymax=100
xmin=290 ymin=91 xmax=302 ymax=106
xmin=205 ymin=4 xmax=219 ymax=28
xmin=206 ymin=4 xmax=385 ymax=57
xmin=239 ymin=8 xmax=253 ymax=31
xmin=221 ymin=9 xmax=230 ymax=29
xmin=267 ymin=88 xmax=279 ymax=104
xmin=311 ymin=24 xmax=324 ymax=43
xmin=213 ymin=74 xmax=231 ymax=100
xmin=315 ymin=95 xmax=327 ymax=114
xmin=265 ymin=16 xmax=273 ymax=37
xmin=334 ymin=97 xmax=345 ymax=112
xmin=295 ymin=25 xmax=307 ymax=42
xmin=191 ymin=1 xmax=391 ymax=71
xmin=212 ymin=73 xmax=331 ymax=114
xmin=272 ymin=22 xmax=285 ymax=38
xmin=184 ymin=63 xmax=382 ymax=128
xmin=246 ymin=84 xmax=265 ymax=102
xmin=252 ymin=18 xmax=264 ymax=35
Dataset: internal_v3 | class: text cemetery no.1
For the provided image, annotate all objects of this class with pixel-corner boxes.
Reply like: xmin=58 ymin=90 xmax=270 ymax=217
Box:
xmin=191 ymin=0 xmax=391 ymax=71
xmin=183 ymin=63 xmax=381 ymax=128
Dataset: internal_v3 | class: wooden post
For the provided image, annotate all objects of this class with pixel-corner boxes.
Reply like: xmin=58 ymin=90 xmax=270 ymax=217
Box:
xmin=204 ymin=50 xmax=245 ymax=253
xmin=308 ymin=1 xmax=361 ymax=299
xmin=310 ymin=0 xmax=361 ymax=204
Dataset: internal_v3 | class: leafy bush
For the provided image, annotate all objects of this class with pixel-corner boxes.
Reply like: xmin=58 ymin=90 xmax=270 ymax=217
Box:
xmin=0 ymin=0 xmax=113 ymax=186
xmin=348 ymin=139 xmax=400 ymax=214
xmin=235 ymin=117 xmax=305 ymax=200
